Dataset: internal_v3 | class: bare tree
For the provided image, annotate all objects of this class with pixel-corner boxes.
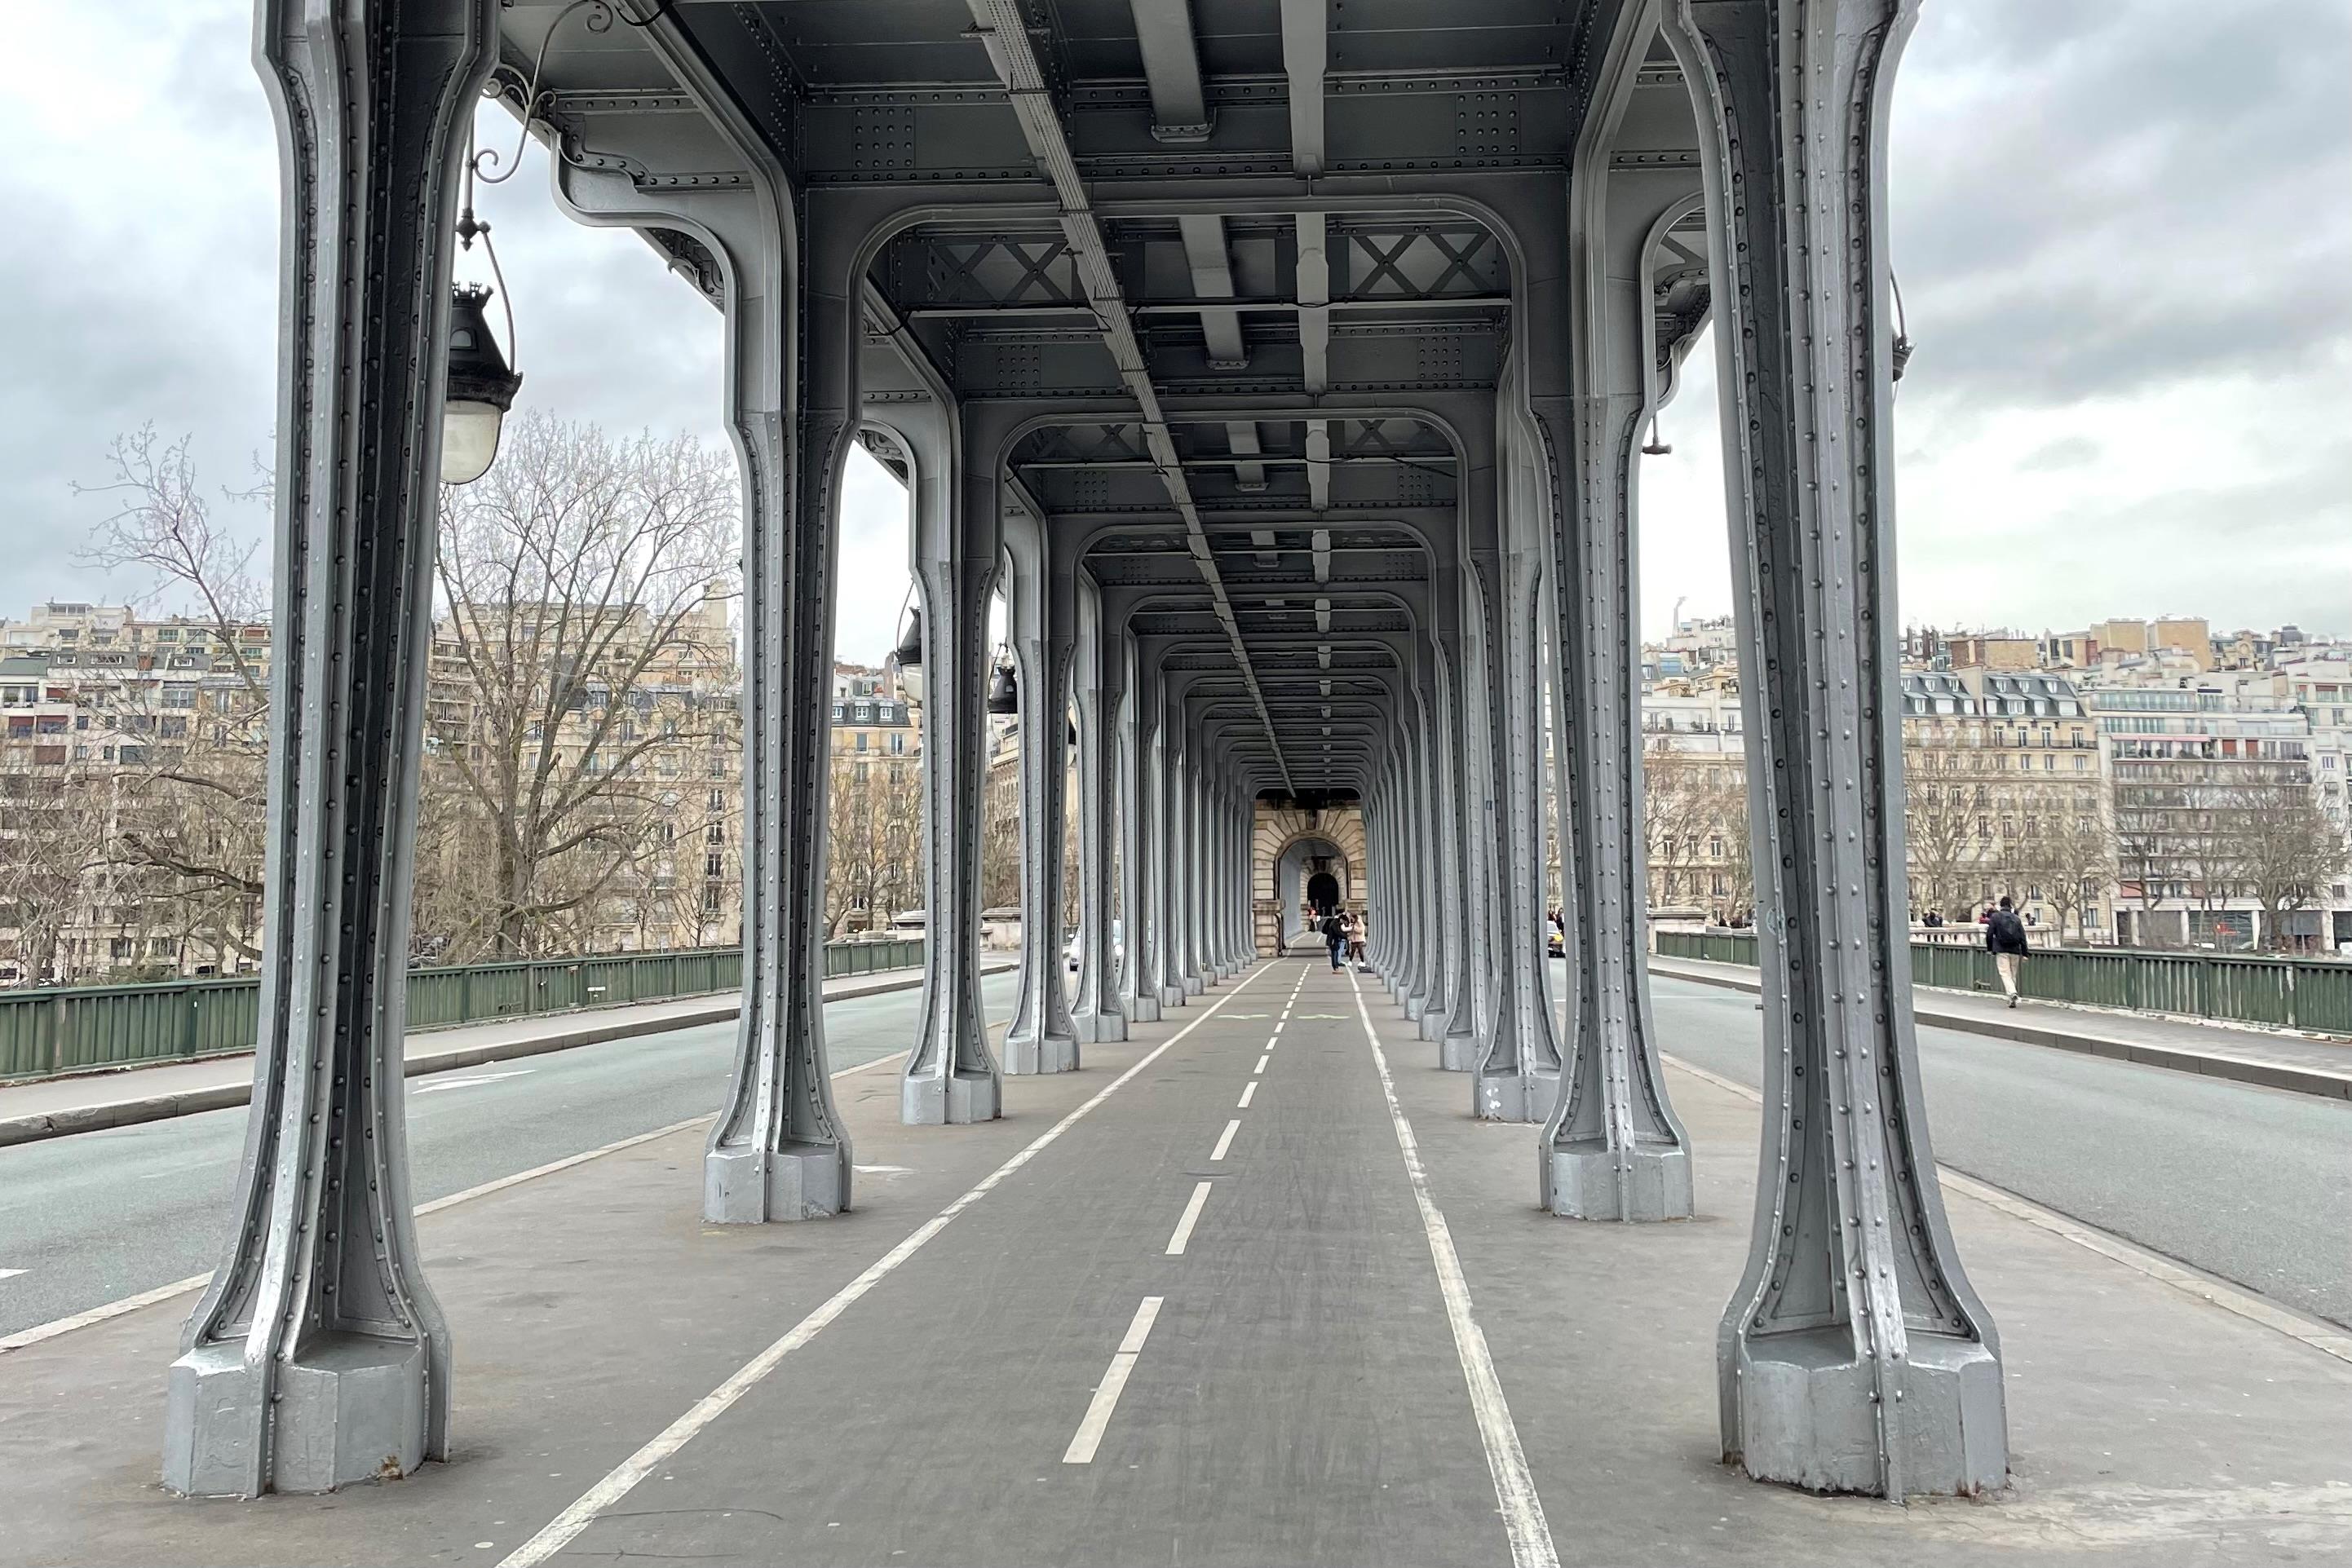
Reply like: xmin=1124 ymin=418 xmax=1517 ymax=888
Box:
xmin=2023 ymin=803 xmax=2115 ymax=943
xmin=1903 ymin=743 xmax=1989 ymax=921
xmin=0 ymin=749 xmax=113 ymax=984
xmin=825 ymin=754 xmax=920 ymax=938
xmin=425 ymin=412 xmax=741 ymax=958
xmin=2217 ymin=780 xmax=2349 ymax=952
xmin=71 ymin=428 xmax=273 ymax=967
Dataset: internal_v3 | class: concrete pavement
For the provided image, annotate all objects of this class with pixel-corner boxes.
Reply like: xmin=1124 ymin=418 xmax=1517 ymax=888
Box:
xmin=2 ymin=957 xmax=2347 ymax=1566
xmin=0 ymin=969 xmax=1020 ymax=1341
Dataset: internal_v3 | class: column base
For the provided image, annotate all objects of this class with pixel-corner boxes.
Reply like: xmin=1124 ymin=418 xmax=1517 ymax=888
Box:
xmin=1403 ymin=991 xmax=1427 ymax=1021
xmin=1418 ymin=1007 xmax=1448 ymax=1042
xmin=1472 ymin=1067 xmax=1559 ymax=1123
xmin=902 ymin=1070 xmax=1001 ymax=1125
xmin=1541 ymin=1142 xmax=1693 ymax=1221
xmin=1003 ymin=1031 xmax=1081 ymax=1074
xmin=1181 ymin=973 xmax=1205 ymax=996
xmin=1129 ymin=993 xmax=1162 ymax=1023
xmin=1437 ymin=1027 xmax=1479 ymax=1071
xmin=705 ymin=1141 xmax=848 ymax=1223
xmin=165 ymin=1332 xmax=431 ymax=1497
xmin=1160 ymin=985 xmax=1187 ymax=1007
xmin=1726 ymin=1327 xmax=2006 ymax=1498
xmin=1070 ymin=1008 xmax=1129 ymax=1044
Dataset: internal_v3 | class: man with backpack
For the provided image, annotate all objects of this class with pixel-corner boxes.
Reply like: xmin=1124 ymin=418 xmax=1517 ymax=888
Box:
xmin=1320 ymin=908 xmax=1347 ymax=972
xmin=1985 ymin=895 xmax=2031 ymax=1008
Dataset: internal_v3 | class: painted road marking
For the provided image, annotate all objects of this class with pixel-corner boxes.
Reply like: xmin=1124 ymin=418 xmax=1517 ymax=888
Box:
xmin=1062 ymin=1296 xmax=1164 ymax=1464
xmin=1347 ymin=970 xmax=1558 ymax=1568
xmin=1164 ymin=1182 xmax=1214 ymax=1256
xmin=1657 ymin=1051 xmax=2352 ymax=1368
xmin=1253 ymin=1054 xmax=1270 ymax=1076
xmin=1 ymin=1047 xmax=922 ymax=1358
xmin=411 ymin=1069 xmax=537 ymax=1095
xmin=1237 ymin=1081 xmax=1258 ymax=1109
xmin=502 ymin=962 xmax=1273 ymax=1568
xmin=0 ymin=1269 xmax=25 ymax=1282
xmin=1209 ymin=1120 xmax=1240 ymax=1162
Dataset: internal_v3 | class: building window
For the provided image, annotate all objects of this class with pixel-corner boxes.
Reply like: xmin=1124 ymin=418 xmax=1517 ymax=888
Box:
xmin=705 ymin=854 xmax=723 ymax=877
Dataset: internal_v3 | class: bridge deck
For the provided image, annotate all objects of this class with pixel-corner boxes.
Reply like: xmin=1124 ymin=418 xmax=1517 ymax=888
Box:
xmin=3 ymin=958 xmax=2347 ymax=1566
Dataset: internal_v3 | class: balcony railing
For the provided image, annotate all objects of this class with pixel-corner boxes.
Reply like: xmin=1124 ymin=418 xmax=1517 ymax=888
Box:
xmin=0 ymin=937 xmax=926 ymax=1082
xmin=1655 ymin=929 xmax=2352 ymax=1037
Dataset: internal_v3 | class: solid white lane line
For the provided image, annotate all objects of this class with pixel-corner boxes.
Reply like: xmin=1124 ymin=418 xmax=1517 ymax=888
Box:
xmin=1209 ymin=1120 xmax=1240 ymax=1162
xmin=1164 ymin=1181 xmax=1214 ymax=1256
xmin=0 ymin=1047 xmax=923 ymax=1359
xmin=502 ymin=962 xmax=1271 ymax=1568
xmin=1657 ymin=1051 xmax=2352 ymax=1368
xmin=1063 ymin=1296 xmax=1165 ymax=1464
xmin=1237 ymin=1081 xmax=1258 ymax=1109
xmin=1346 ymin=970 xmax=1558 ymax=1568
xmin=1253 ymin=1054 xmax=1270 ymax=1076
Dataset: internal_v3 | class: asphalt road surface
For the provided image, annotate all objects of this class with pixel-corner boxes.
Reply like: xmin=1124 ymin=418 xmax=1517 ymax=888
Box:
xmin=1647 ymin=973 xmax=2352 ymax=1331
xmin=0 ymin=972 xmax=1020 ymax=1339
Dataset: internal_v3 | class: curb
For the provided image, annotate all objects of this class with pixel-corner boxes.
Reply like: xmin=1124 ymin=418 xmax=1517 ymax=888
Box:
xmin=1651 ymin=961 xmax=2352 ymax=1102
xmin=0 ymin=963 xmax=1010 ymax=1150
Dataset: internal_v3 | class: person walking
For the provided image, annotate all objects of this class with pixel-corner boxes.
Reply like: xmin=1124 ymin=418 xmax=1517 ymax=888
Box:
xmin=1346 ymin=911 xmax=1368 ymax=966
xmin=1985 ymin=894 xmax=2031 ymax=1008
xmin=1320 ymin=907 xmax=1347 ymax=973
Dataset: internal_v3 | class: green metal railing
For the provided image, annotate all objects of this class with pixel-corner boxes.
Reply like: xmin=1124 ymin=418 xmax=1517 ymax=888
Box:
xmin=1653 ymin=929 xmax=2352 ymax=1038
xmin=0 ymin=936 xmax=927 ymax=1082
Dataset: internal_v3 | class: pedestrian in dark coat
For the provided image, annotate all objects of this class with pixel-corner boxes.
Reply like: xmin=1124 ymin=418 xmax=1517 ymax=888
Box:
xmin=1985 ymin=895 xmax=2031 ymax=1007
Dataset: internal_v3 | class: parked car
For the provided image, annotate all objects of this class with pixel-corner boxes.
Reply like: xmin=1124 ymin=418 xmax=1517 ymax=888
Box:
xmin=1065 ymin=921 xmax=1123 ymax=973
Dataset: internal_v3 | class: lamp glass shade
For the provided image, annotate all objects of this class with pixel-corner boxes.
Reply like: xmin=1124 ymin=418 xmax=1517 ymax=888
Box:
xmin=441 ymin=400 xmax=505 ymax=484
xmin=442 ymin=285 xmax=521 ymax=486
xmin=985 ymin=664 xmax=1019 ymax=715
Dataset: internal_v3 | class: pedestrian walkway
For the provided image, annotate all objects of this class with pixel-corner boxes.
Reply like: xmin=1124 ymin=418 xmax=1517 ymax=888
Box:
xmin=0 ymin=958 xmax=1016 ymax=1147
xmin=1653 ymin=955 xmax=2352 ymax=1100
xmin=2 ymin=956 xmax=2347 ymax=1566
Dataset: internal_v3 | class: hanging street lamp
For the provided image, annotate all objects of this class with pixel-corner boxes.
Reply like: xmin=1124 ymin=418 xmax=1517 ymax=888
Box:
xmin=441 ymin=284 xmax=522 ymax=484
xmin=986 ymin=660 xmax=1019 ymax=716
xmin=890 ymin=603 xmax=925 ymax=704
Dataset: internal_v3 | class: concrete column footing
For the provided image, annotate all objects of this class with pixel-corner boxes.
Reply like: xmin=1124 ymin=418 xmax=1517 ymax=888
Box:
xmin=704 ymin=1142 xmax=847 ymax=1223
xmin=1002 ymin=1033 xmax=1081 ymax=1075
xmin=900 ymin=1071 xmax=1001 ymax=1125
xmin=164 ymin=1336 xmax=428 ymax=1499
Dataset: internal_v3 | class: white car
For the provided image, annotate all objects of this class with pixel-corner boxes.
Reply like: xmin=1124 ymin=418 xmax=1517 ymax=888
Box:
xmin=1065 ymin=921 xmax=1123 ymax=973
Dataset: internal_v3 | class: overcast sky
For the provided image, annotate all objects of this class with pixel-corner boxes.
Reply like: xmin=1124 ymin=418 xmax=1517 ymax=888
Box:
xmin=2 ymin=1 xmax=2345 ymax=658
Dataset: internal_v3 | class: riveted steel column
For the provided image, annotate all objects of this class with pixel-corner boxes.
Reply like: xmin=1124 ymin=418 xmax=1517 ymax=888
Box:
xmin=1070 ymin=576 xmax=1128 ymax=1044
xmin=1465 ymin=387 xmax=1563 ymax=1123
xmin=1665 ymin=0 xmax=2005 ymax=1497
xmin=163 ymin=0 xmax=493 ymax=1498
xmin=1541 ymin=50 xmax=1702 ymax=1220
xmin=1121 ymin=638 xmax=1163 ymax=1023
xmin=1002 ymin=511 xmax=1079 ymax=1073
xmin=1172 ymin=729 xmax=1205 ymax=997
xmin=1432 ymin=629 xmax=1479 ymax=1062
xmin=899 ymin=400 xmax=1006 ymax=1124
xmin=1151 ymin=678 xmax=1187 ymax=1009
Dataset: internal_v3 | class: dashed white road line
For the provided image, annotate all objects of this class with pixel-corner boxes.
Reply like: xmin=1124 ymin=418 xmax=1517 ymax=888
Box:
xmin=1346 ymin=970 xmax=1558 ymax=1568
xmin=1062 ymin=1296 xmax=1164 ymax=1464
xmin=411 ymin=1068 xmax=537 ymax=1096
xmin=1253 ymin=1053 xmax=1270 ymax=1076
xmin=0 ymin=1269 xmax=26 ymax=1282
xmin=501 ymin=962 xmax=1271 ymax=1568
xmin=1236 ymin=1080 xmax=1258 ymax=1109
xmin=1209 ymin=1120 xmax=1240 ymax=1163
xmin=1164 ymin=1181 xmax=1214 ymax=1256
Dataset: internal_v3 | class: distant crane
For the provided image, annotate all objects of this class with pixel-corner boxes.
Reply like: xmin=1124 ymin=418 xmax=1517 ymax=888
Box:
xmin=1671 ymin=595 xmax=1687 ymax=634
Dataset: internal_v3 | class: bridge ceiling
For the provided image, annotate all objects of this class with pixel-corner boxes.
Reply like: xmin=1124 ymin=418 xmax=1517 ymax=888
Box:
xmin=493 ymin=0 xmax=1709 ymax=793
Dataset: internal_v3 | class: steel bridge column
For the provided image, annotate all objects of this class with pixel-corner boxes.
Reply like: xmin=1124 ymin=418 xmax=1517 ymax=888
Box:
xmin=1409 ymin=644 xmax=1452 ymax=1036
xmin=1121 ymin=643 xmax=1163 ymax=1023
xmin=1152 ymin=682 xmax=1187 ymax=1009
xmin=1665 ymin=0 xmax=2005 ymax=1498
xmin=898 ymin=400 xmax=1006 ymax=1125
xmin=1173 ymin=735 xmax=1206 ymax=996
xmin=1464 ymin=395 xmax=1563 ymax=1122
xmin=1002 ymin=526 xmax=1080 ymax=1073
xmin=1070 ymin=579 xmax=1128 ymax=1044
xmin=1431 ymin=632 xmax=1479 ymax=1062
xmin=162 ymin=0 xmax=495 ymax=1497
xmin=1539 ymin=128 xmax=1701 ymax=1221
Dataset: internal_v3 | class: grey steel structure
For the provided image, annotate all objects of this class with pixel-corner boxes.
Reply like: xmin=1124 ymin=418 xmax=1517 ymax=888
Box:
xmin=170 ymin=0 xmax=2003 ymax=1504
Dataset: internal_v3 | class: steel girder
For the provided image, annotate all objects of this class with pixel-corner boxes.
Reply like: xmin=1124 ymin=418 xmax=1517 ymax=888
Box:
xmin=162 ymin=0 xmax=498 ymax=1499
xmin=1664 ymin=0 xmax=2005 ymax=1499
